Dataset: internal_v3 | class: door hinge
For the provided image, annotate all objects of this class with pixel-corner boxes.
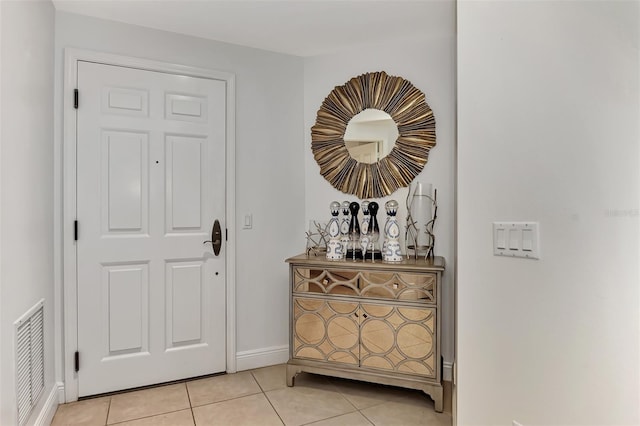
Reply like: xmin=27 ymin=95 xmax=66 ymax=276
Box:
xmin=74 ymin=220 xmax=78 ymax=241
xmin=74 ymin=351 xmax=80 ymax=372
xmin=74 ymin=89 xmax=78 ymax=109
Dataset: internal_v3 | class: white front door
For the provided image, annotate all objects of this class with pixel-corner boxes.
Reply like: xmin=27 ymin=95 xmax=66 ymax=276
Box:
xmin=76 ymin=61 xmax=227 ymax=396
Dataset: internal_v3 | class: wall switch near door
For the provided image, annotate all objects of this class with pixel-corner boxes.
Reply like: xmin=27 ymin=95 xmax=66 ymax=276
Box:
xmin=493 ymin=222 xmax=539 ymax=259
xmin=243 ymin=213 xmax=253 ymax=229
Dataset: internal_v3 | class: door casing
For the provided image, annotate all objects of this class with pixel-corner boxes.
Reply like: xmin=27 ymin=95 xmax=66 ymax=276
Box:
xmin=61 ymin=49 xmax=237 ymax=402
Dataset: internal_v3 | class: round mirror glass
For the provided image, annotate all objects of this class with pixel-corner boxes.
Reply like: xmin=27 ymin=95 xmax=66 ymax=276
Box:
xmin=344 ymin=109 xmax=399 ymax=164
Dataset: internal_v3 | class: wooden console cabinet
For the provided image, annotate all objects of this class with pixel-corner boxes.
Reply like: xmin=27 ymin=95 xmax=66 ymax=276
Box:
xmin=285 ymin=254 xmax=445 ymax=412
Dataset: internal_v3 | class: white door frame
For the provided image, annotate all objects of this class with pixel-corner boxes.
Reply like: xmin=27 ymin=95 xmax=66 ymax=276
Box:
xmin=62 ymin=48 xmax=236 ymax=402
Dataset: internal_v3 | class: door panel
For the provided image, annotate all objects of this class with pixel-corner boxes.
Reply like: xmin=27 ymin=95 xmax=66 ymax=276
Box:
xmin=166 ymin=135 xmax=205 ymax=231
xmin=166 ymin=261 xmax=203 ymax=346
xmin=165 ymin=93 xmax=207 ymax=122
xmin=102 ymin=130 xmax=148 ymax=233
xmin=105 ymin=264 xmax=149 ymax=354
xmin=77 ymin=61 xmax=226 ymax=396
xmin=102 ymin=86 xmax=149 ymax=116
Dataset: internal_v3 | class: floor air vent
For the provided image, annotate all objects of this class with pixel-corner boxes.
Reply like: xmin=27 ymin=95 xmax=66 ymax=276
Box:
xmin=15 ymin=299 xmax=45 ymax=426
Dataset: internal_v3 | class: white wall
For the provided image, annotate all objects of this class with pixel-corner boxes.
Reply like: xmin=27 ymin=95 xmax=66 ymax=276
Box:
xmin=457 ymin=1 xmax=639 ymax=424
xmin=1 ymin=1 xmax=56 ymax=424
xmin=54 ymin=12 xmax=305 ymax=378
xmin=1 ymin=1 xmax=4 ymax=418
xmin=303 ymin=27 xmax=457 ymax=373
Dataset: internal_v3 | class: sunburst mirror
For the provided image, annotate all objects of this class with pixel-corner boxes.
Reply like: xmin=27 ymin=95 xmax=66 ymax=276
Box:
xmin=311 ymin=71 xmax=436 ymax=199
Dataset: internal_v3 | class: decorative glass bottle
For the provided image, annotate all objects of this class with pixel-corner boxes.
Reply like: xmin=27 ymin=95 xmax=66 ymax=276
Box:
xmin=367 ymin=201 xmax=382 ymax=261
xmin=326 ymin=201 xmax=343 ymax=260
xmin=347 ymin=202 xmax=361 ymax=260
xmin=383 ymin=200 xmax=403 ymax=262
xmin=339 ymin=201 xmax=350 ymax=259
xmin=359 ymin=201 xmax=371 ymax=259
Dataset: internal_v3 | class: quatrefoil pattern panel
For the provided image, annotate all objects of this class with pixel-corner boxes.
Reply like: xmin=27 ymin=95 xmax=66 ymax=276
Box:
xmin=293 ymin=297 xmax=436 ymax=378
xmin=360 ymin=304 xmax=436 ymax=378
xmin=293 ymin=297 xmax=359 ymax=365
xmin=293 ymin=268 xmax=436 ymax=303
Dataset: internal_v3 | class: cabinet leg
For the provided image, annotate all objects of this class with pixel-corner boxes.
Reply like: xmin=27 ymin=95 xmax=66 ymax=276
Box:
xmin=426 ymin=386 xmax=444 ymax=413
xmin=286 ymin=364 xmax=300 ymax=387
xmin=434 ymin=396 xmax=443 ymax=413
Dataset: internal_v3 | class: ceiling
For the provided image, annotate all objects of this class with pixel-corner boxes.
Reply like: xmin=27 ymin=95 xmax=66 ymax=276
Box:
xmin=52 ymin=0 xmax=455 ymax=57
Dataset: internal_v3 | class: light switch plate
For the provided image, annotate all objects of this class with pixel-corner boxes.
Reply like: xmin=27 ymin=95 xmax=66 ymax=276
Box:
xmin=493 ymin=222 xmax=539 ymax=259
xmin=243 ymin=213 xmax=253 ymax=229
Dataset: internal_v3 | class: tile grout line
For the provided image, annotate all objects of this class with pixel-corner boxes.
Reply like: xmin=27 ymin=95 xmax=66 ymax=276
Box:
xmin=358 ymin=409 xmax=376 ymax=426
xmin=249 ymin=370 xmax=266 ymax=394
xmin=185 ymin=381 xmax=198 ymax=425
xmin=274 ymin=371 xmax=363 ymax=426
xmin=250 ymin=370 xmax=286 ymax=426
xmin=324 ymin=379 xmax=361 ymax=413
xmin=108 ymin=383 xmax=192 ymax=425
xmin=190 ymin=390 xmax=264 ymax=409
xmin=104 ymin=396 xmax=112 ymax=425
xmin=107 ymin=408 xmax=192 ymax=425
xmin=324 ymin=377 xmax=419 ymax=425
xmin=299 ymin=409 xmax=361 ymax=426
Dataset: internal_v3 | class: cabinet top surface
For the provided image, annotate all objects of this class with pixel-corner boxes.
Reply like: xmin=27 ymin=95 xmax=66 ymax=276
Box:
xmin=285 ymin=253 xmax=445 ymax=272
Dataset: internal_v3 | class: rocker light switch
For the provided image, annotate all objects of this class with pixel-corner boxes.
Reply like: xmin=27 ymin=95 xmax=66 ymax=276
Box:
xmin=509 ymin=229 xmax=519 ymax=250
xmin=496 ymin=229 xmax=506 ymax=249
xmin=493 ymin=222 xmax=540 ymax=259
xmin=522 ymin=229 xmax=533 ymax=251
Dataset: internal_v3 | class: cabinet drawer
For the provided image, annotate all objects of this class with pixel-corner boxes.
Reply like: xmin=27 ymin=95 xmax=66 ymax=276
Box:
xmin=292 ymin=267 xmax=436 ymax=304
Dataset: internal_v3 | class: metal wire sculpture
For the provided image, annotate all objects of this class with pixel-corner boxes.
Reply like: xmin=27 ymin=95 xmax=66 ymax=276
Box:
xmin=306 ymin=221 xmax=329 ymax=256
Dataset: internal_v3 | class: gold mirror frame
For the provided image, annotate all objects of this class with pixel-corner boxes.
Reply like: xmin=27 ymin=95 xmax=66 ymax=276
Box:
xmin=311 ymin=71 xmax=436 ymax=199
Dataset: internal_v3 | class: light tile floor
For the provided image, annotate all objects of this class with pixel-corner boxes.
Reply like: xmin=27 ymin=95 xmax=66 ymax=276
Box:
xmin=52 ymin=364 xmax=452 ymax=426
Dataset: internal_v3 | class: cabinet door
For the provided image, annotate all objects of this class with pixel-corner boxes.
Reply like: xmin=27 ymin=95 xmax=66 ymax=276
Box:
xmin=292 ymin=297 xmax=359 ymax=365
xmin=360 ymin=304 xmax=436 ymax=378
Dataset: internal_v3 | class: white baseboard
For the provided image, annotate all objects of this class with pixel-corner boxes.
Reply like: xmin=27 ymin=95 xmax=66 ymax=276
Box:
xmin=236 ymin=345 xmax=289 ymax=371
xmin=57 ymin=382 xmax=65 ymax=404
xmin=33 ymin=382 xmax=63 ymax=426
xmin=443 ymin=361 xmax=454 ymax=382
